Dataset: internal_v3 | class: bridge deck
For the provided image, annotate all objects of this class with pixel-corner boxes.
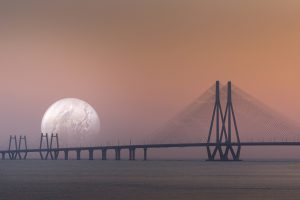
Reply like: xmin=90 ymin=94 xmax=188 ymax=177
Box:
xmin=2 ymin=142 xmax=300 ymax=154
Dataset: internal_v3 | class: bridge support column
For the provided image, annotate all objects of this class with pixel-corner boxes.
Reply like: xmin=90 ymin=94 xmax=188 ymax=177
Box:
xmin=9 ymin=151 xmax=17 ymax=160
xmin=64 ymin=150 xmax=69 ymax=160
xmin=20 ymin=151 xmax=28 ymax=160
xmin=222 ymin=81 xmax=241 ymax=161
xmin=18 ymin=136 xmax=28 ymax=160
xmin=8 ymin=135 xmax=18 ymax=160
xmin=115 ymin=149 xmax=121 ymax=160
xmin=129 ymin=148 xmax=136 ymax=160
xmin=133 ymin=149 xmax=135 ymax=160
xmin=102 ymin=149 xmax=107 ymax=160
xmin=206 ymin=81 xmax=225 ymax=161
xmin=143 ymin=148 xmax=147 ymax=161
xmin=89 ymin=149 xmax=94 ymax=160
xmin=40 ymin=150 xmax=50 ymax=160
xmin=40 ymin=133 xmax=50 ymax=160
xmin=2 ymin=152 xmax=5 ymax=160
xmin=76 ymin=150 xmax=81 ymax=160
xmin=52 ymin=150 xmax=59 ymax=160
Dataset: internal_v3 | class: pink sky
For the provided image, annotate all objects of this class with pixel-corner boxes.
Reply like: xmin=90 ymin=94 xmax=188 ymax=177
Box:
xmin=0 ymin=1 xmax=300 ymax=156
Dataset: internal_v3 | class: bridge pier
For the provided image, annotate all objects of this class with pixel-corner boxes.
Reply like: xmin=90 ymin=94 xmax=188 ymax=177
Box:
xmin=89 ymin=149 xmax=94 ymax=160
xmin=18 ymin=136 xmax=28 ymax=160
xmin=9 ymin=151 xmax=17 ymax=160
xmin=8 ymin=136 xmax=18 ymax=160
xmin=51 ymin=150 xmax=59 ymax=160
xmin=115 ymin=148 xmax=121 ymax=160
xmin=143 ymin=148 xmax=147 ymax=161
xmin=40 ymin=151 xmax=45 ymax=160
xmin=39 ymin=149 xmax=50 ymax=160
xmin=18 ymin=151 xmax=28 ymax=160
xmin=1 ymin=152 xmax=5 ymax=160
xmin=64 ymin=150 xmax=69 ymax=160
xmin=223 ymin=145 xmax=241 ymax=161
xmin=40 ymin=133 xmax=50 ymax=160
xmin=102 ymin=149 xmax=107 ymax=160
xmin=76 ymin=150 xmax=81 ymax=160
xmin=129 ymin=148 xmax=136 ymax=160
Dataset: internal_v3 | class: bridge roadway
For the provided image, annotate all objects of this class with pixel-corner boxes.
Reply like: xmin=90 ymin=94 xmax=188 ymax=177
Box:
xmin=1 ymin=141 xmax=300 ymax=160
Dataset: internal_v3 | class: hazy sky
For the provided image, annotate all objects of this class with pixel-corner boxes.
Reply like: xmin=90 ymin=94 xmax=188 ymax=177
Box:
xmin=0 ymin=1 xmax=300 ymax=149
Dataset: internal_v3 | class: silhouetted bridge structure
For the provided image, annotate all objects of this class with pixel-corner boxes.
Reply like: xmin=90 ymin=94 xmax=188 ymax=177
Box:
xmin=2 ymin=81 xmax=300 ymax=161
xmin=3 ymin=141 xmax=300 ymax=161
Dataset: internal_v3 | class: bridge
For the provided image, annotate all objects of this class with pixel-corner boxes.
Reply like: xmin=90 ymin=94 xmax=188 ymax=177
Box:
xmin=1 ymin=81 xmax=300 ymax=161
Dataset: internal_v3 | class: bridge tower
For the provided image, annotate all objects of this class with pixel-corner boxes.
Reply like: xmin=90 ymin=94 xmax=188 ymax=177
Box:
xmin=8 ymin=135 xmax=18 ymax=160
xmin=206 ymin=81 xmax=241 ymax=161
xmin=206 ymin=81 xmax=226 ymax=160
xmin=39 ymin=133 xmax=50 ymax=160
xmin=223 ymin=81 xmax=241 ymax=160
xmin=18 ymin=135 xmax=28 ymax=159
xmin=49 ymin=133 xmax=59 ymax=160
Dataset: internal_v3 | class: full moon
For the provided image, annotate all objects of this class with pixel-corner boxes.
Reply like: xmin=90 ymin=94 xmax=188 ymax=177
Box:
xmin=41 ymin=98 xmax=101 ymax=146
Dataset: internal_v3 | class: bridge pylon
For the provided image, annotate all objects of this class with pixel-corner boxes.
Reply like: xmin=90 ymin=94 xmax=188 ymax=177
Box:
xmin=49 ymin=133 xmax=59 ymax=160
xmin=206 ymin=81 xmax=241 ymax=161
xmin=8 ymin=135 xmax=18 ymax=160
xmin=18 ymin=135 xmax=28 ymax=159
xmin=39 ymin=133 xmax=50 ymax=160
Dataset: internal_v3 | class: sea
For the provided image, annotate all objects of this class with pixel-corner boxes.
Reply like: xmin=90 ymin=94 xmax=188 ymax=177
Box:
xmin=0 ymin=160 xmax=300 ymax=200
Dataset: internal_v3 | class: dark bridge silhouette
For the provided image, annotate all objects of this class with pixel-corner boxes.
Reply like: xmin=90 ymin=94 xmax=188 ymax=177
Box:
xmin=1 ymin=81 xmax=300 ymax=161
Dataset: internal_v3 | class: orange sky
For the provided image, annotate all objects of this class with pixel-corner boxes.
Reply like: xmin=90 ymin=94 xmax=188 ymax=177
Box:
xmin=0 ymin=1 xmax=300 ymax=149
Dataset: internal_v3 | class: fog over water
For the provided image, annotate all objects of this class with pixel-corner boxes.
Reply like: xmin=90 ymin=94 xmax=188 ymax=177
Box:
xmin=1 ymin=160 xmax=300 ymax=200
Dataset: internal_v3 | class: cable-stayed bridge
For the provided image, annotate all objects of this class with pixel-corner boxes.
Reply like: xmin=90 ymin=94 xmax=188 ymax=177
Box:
xmin=153 ymin=82 xmax=300 ymax=144
xmin=2 ymin=81 xmax=300 ymax=161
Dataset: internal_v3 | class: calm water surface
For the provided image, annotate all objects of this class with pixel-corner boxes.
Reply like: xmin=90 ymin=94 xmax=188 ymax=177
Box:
xmin=0 ymin=160 xmax=300 ymax=200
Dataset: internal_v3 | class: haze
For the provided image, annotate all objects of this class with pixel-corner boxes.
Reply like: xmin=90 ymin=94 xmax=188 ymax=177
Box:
xmin=0 ymin=1 xmax=299 ymax=153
